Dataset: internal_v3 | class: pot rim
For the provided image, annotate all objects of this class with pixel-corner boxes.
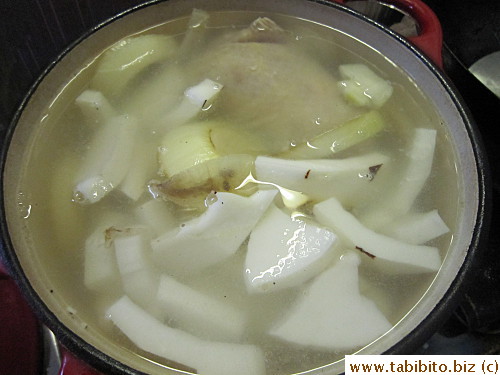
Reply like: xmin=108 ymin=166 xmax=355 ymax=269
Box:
xmin=0 ymin=0 xmax=491 ymax=374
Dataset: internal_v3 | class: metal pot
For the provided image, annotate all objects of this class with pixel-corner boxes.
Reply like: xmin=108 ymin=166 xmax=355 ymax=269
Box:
xmin=0 ymin=0 xmax=490 ymax=374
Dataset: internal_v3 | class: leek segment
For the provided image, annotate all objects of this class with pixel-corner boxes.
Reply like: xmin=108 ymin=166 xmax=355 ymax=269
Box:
xmin=284 ymin=110 xmax=386 ymax=159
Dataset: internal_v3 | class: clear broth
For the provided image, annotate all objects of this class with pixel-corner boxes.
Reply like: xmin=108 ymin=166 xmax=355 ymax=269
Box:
xmin=10 ymin=9 xmax=460 ymax=375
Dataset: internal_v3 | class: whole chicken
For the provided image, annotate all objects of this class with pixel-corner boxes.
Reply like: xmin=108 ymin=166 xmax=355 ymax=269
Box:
xmin=186 ymin=17 xmax=361 ymax=154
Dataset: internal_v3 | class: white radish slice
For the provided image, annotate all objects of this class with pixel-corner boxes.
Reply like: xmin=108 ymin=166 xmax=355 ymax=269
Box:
xmin=114 ymin=232 xmax=160 ymax=316
xmin=75 ymin=90 xmax=116 ymax=126
xmin=107 ymin=296 xmax=266 ymax=375
xmin=269 ymin=252 xmax=392 ymax=351
xmin=118 ymin=137 xmax=157 ymax=201
xmin=185 ymin=78 xmax=223 ymax=108
xmin=237 ymin=174 xmax=309 ymax=209
xmin=83 ymin=227 xmax=120 ymax=292
xmin=338 ymin=64 xmax=393 ymax=108
xmin=313 ymin=197 xmax=441 ymax=273
xmin=83 ymin=211 xmax=132 ymax=292
xmin=134 ymin=199 xmax=176 ymax=236
xmin=178 ymin=9 xmax=210 ymax=58
xmin=381 ymin=210 xmax=450 ymax=245
xmin=156 ymin=274 xmax=247 ymax=341
xmin=163 ymin=78 xmax=223 ymax=128
xmin=123 ymin=64 xmax=187 ymax=131
xmin=151 ymin=189 xmax=277 ymax=275
xmin=254 ymin=153 xmax=390 ymax=208
xmin=73 ymin=114 xmax=137 ymax=204
xmin=359 ymin=128 xmax=437 ymax=229
xmin=245 ymin=205 xmax=337 ymax=293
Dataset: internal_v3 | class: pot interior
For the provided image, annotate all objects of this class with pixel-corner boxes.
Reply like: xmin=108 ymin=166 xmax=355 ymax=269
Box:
xmin=1 ymin=0 xmax=481 ymax=374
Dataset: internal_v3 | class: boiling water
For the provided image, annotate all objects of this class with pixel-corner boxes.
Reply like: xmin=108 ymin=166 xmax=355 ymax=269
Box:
xmin=10 ymin=8 xmax=460 ymax=375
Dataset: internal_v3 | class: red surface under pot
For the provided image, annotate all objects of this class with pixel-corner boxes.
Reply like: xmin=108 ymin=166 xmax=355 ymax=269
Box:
xmin=0 ymin=262 xmax=101 ymax=375
xmin=0 ymin=0 xmax=444 ymax=374
xmin=0 ymin=263 xmax=41 ymax=375
xmin=59 ymin=349 xmax=101 ymax=375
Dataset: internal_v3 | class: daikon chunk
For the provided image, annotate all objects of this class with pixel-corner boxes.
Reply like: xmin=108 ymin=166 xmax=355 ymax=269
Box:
xmin=381 ymin=210 xmax=450 ymax=245
xmin=237 ymin=173 xmax=310 ymax=209
xmin=254 ymin=153 xmax=389 ymax=208
xmin=118 ymin=138 xmax=157 ymax=201
xmin=107 ymin=296 xmax=266 ymax=375
xmin=338 ymin=64 xmax=393 ymax=108
xmin=156 ymin=274 xmax=247 ymax=341
xmin=313 ymin=197 xmax=442 ymax=273
xmin=73 ymin=115 xmax=137 ymax=204
xmin=134 ymin=199 xmax=176 ymax=236
xmin=83 ymin=227 xmax=120 ymax=292
xmin=75 ymin=90 xmax=116 ymax=127
xmin=123 ymin=64 xmax=187 ymax=131
xmin=359 ymin=128 xmax=437 ymax=229
xmin=178 ymin=9 xmax=210 ymax=59
xmin=245 ymin=205 xmax=337 ymax=293
xmin=114 ymin=231 xmax=160 ymax=315
xmin=83 ymin=211 xmax=132 ymax=294
xmin=163 ymin=79 xmax=223 ymax=128
xmin=269 ymin=252 xmax=392 ymax=350
xmin=151 ymin=189 xmax=277 ymax=275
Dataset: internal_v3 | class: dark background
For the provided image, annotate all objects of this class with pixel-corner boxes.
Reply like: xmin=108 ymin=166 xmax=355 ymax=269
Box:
xmin=422 ymin=0 xmax=500 ymax=351
xmin=0 ymin=0 xmax=499 ymax=369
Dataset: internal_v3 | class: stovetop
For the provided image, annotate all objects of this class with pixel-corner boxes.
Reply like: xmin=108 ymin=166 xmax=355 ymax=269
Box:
xmin=0 ymin=0 xmax=499 ymax=374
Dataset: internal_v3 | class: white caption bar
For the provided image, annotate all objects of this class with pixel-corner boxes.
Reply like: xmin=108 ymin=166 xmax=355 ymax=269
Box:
xmin=346 ymin=355 xmax=499 ymax=375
